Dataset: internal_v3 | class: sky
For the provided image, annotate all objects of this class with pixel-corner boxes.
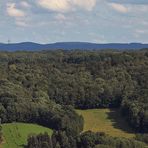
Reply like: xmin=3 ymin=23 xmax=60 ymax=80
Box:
xmin=0 ymin=0 xmax=148 ymax=43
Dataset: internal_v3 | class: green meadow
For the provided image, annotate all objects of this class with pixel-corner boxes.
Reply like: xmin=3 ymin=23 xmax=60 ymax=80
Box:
xmin=1 ymin=123 xmax=52 ymax=148
xmin=77 ymin=109 xmax=135 ymax=138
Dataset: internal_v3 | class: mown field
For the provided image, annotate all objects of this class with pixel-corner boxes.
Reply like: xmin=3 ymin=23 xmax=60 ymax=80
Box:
xmin=77 ymin=109 xmax=135 ymax=138
xmin=1 ymin=123 xmax=53 ymax=148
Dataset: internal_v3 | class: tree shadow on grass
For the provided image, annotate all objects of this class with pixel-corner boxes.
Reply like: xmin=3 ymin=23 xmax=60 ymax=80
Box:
xmin=106 ymin=108 xmax=135 ymax=134
xmin=19 ymin=144 xmax=27 ymax=148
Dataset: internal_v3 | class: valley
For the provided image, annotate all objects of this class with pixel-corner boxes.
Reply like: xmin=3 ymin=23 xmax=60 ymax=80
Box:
xmin=77 ymin=109 xmax=135 ymax=138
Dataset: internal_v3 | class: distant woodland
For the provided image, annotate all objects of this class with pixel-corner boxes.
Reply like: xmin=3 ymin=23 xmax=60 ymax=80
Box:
xmin=0 ymin=50 xmax=148 ymax=147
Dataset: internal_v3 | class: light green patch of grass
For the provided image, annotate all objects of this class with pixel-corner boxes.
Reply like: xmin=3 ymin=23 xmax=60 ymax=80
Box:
xmin=2 ymin=123 xmax=53 ymax=148
xmin=76 ymin=109 xmax=135 ymax=138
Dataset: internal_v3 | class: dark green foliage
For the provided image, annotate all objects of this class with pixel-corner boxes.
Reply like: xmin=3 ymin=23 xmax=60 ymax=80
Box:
xmin=52 ymin=130 xmax=77 ymax=148
xmin=77 ymin=131 xmax=100 ymax=148
xmin=0 ymin=50 xmax=148 ymax=132
xmin=27 ymin=131 xmax=146 ymax=148
xmin=0 ymin=50 xmax=147 ymax=133
xmin=27 ymin=132 xmax=53 ymax=148
xmin=135 ymin=134 xmax=148 ymax=144
xmin=0 ymin=51 xmax=138 ymax=109
xmin=0 ymin=80 xmax=83 ymax=135
xmin=77 ymin=131 xmax=146 ymax=148
xmin=121 ymin=90 xmax=148 ymax=132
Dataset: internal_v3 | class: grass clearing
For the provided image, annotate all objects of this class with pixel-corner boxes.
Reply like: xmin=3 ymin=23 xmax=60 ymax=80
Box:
xmin=76 ymin=109 xmax=135 ymax=138
xmin=2 ymin=123 xmax=53 ymax=148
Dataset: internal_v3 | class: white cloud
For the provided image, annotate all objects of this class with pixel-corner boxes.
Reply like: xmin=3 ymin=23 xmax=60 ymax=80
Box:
xmin=7 ymin=3 xmax=25 ymax=17
xmin=141 ymin=20 xmax=148 ymax=26
xmin=37 ymin=0 xmax=96 ymax=12
xmin=106 ymin=0 xmax=148 ymax=5
xmin=55 ymin=14 xmax=66 ymax=21
xmin=73 ymin=0 xmax=96 ymax=11
xmin=134 ymin=28 xmax=148 ymax=39
xmin=109 ymin=3 xmax=128 ymax=13
xmin=135 ymin=29 xmax=148 ymax=34
xmin=20 ymin=1 xmax=31 ymax=8
xmin=15 ymin=20 xmax=28 ymax=27
xmin=6 ymin=2 xmax=29 ymax=27
xmin=127 ymin=4 xmax=148 ymax=13
xmin=37 ymin=0 xmax=70 ymax=12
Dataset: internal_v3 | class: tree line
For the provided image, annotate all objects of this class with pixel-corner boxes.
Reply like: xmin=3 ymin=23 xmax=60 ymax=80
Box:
xmin=27 ymin=131 xmax=147 ymax=148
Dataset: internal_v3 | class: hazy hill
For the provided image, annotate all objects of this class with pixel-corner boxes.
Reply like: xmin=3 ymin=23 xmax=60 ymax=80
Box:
xmin=0 ymin=42 xmax=148 ymax=51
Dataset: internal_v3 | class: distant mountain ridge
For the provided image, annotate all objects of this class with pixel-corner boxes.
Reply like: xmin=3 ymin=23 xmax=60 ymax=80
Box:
xmin=0 ymin=42 xmax=148 ymax=51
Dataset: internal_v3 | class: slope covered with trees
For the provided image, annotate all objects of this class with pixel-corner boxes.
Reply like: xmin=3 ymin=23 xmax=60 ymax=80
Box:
xmin=0 ymin=50 xmax=147 ymax=147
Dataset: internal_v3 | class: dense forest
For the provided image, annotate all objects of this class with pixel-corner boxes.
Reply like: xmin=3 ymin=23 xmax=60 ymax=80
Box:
xmin=27 ymin=131 xmax=147 ymax=148
xmin=0 ymin=50 xmax=148 ymax=147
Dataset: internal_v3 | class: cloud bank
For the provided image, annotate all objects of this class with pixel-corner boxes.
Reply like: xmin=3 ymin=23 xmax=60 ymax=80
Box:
xmin=37 ymin=0 xmax=96 ymax=12
xmin=7 ymin=3 xmax=25 ymax=17
xmin=109 ymin=3 xmax=128 ymax=13
xmin=1 ymin=0 xmax=148 ymax=43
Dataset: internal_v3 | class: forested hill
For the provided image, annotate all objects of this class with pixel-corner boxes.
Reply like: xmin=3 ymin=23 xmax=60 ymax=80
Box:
xmin=0 ymin=42 xmax=148 ymax=51
xmin=0 ymin=50 xmax=148 ymax=147
xmin=0 ymin=50 xmax=147 ymax=133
